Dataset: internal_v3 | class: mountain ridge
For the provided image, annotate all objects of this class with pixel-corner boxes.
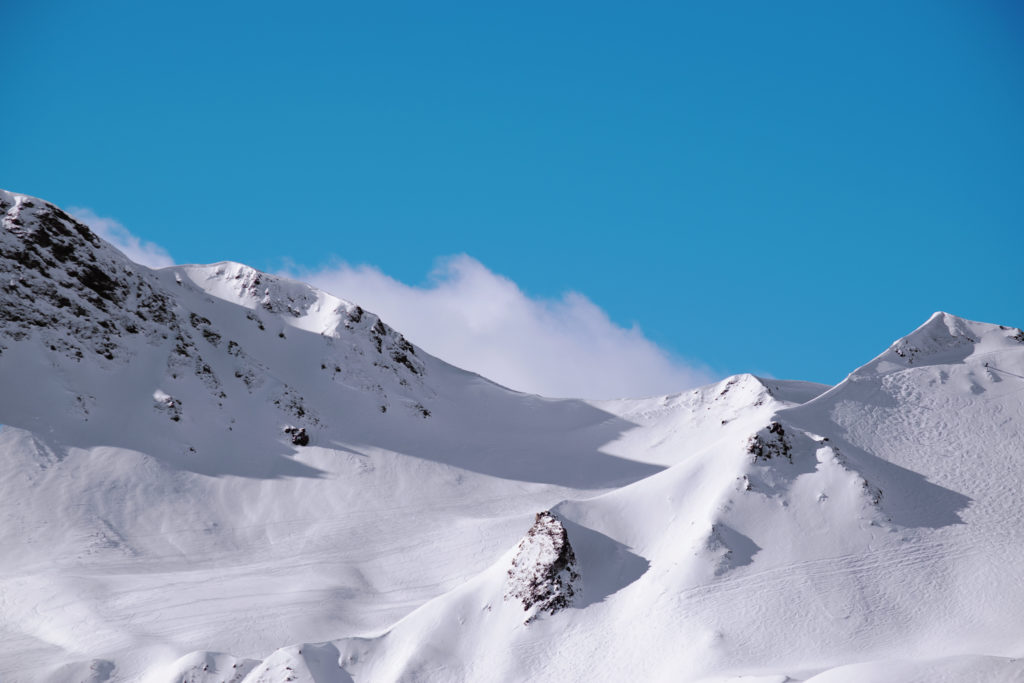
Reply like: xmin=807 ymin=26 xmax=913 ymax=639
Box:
xmin=1 ymin=189 xmax=1022 ymax=683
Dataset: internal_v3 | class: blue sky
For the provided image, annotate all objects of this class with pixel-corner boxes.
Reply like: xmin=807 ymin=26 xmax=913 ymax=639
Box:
xmin=5 ymin=1 xmax=1023 ymax=394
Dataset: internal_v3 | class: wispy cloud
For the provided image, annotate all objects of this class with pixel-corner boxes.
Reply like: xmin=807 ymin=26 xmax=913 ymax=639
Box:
xmin=294 ymin=255 xmax=716 ymax=399
xmin=68 ymin=207 xmax=175 ymax=268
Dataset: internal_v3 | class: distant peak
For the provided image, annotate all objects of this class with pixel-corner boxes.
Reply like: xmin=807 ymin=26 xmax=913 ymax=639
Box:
xmin=850 ymin=313 xmax=1024 ymax=378
xmin=921 ymin=311 xmax=974 ymax=334
xmin=704 ymin=374 xmax=829 ymax=407
xmin=894 ymin=313 xmax=990 ymax=361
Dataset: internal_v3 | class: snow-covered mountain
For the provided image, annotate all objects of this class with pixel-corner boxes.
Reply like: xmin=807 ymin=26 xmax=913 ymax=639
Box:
xmin=1 ymin=190 xmax=1022 ymax=683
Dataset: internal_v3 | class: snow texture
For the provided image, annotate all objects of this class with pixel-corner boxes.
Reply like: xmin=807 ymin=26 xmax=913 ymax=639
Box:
xmin=1 ymin=189 xmax=1023 ymax=683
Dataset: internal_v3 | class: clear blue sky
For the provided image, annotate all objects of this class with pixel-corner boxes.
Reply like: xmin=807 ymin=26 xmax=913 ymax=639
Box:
xmin=5 ymin=1 xmax=1022 ymax=385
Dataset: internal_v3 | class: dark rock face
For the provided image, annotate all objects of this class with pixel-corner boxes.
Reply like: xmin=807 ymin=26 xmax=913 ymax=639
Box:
xmin=0 ymin=194 xmax=177 ymax=360
xmin=504 ymin=511 xmax=580 ymax=623
xmin=747 ymin=421 xmax=792 ymax=463
xmin=283 ymin=426 xmax=309 ymax=446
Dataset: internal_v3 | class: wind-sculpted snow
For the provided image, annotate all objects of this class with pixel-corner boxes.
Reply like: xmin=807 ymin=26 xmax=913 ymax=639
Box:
xmin=1 ymin=189 xmax=1023 ymax=683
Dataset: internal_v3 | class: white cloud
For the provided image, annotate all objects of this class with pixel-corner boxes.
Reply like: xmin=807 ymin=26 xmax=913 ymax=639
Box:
xmin=294 ymin=255 xmax=716 ymax=399
xmin=68 ymin=207 xmax=175 ymax=268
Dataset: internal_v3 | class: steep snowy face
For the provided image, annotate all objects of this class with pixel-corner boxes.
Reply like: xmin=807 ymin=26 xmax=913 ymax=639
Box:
xmin=785 ymin=312 xmax=1024 ymax=524
xmin=314 ymin=312 xmax=1024 ymax=683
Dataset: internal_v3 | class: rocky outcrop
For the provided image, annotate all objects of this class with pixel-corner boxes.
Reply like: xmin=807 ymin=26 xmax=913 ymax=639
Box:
xmin=283 ymin=426 xmax=309 ymax=446
xmin=0 ymin=191 xmax=178 ymax=361
xmin=504 ymin=511 xmax=580 ymax=623
xmin=747 ymin=421 xmax=792 ymax=463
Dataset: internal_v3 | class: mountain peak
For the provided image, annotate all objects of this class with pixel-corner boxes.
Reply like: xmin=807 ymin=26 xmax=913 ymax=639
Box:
xmin=0 ymin=192 xmax=434 ymax=470
xmin=0 ymin=190 xmax=171 ymax=360
xmin=849 ymin=312 xmax=1024 ymax=378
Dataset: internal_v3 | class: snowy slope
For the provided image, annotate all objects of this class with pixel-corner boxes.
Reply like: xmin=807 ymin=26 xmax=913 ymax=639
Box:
xmin=300 ymin=314 xmax=1024 ymax=683
xmin=1 ymin=190 xmax=1023 ymax=683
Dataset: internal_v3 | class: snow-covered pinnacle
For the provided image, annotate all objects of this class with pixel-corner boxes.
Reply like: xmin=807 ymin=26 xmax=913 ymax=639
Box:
xmin=891 ymin=312 xmax=985 ymax=364
xmin=504 ymin=511 xmax=580 ymax=623
xmin=853 ymin=311 xmax=1024 ymax=379
xmin=178 ymin=261 xmax=426 ymax=376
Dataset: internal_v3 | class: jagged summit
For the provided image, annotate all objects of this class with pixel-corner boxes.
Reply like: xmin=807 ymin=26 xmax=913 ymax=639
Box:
xmin=0 ymin=190 xmax=433 ymax=476
xmin=0 ymin=190 xmax=164 ymax=359
xmin=174 ymin=262 xmax=419 ymax=362
xmin=0 ymin=189 xmax=421 ymax=371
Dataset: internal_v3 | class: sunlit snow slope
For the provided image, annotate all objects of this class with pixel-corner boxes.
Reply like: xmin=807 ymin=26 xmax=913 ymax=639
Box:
xmin=0 ymin=190 xmax=1022 ymax=683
